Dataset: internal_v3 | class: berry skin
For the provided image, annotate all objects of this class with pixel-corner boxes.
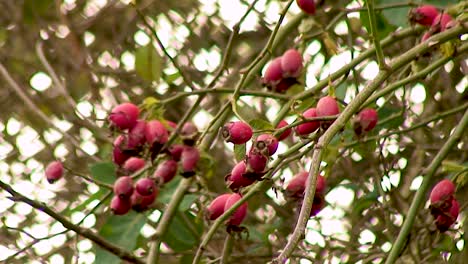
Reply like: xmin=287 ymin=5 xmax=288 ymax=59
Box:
xmin=295 ymin=108 xmax=320 ymax=136
xmin=255 ymin=134 xmax=279 ymax=156
xmin=316 ymin=96 xmax=340 ymax=117
xmin=224 ymin=193 xmax=248 ymax=226
xmin=431 ymin=13 xmax=453 ymax=32
xmin=112 ymin=135 xmax=131 ymax=166
xmin=110 ymin=195 xmax=132 ymax=215
xmin=226 ymin=161 xmax=255 ymax=191
xmin=45 ymin=161 xmax=64 ymax=184
xmin=135 ymin=178 xmax=156 ymax=196
xmin=281 ymin=49 xmax=303 ymax=78
xmin=246 ymin=149 xmax=268 ymax=174
xmin=276 ymin=120 xmax=292 ymax=141
xmin=167 ymin=144 xmax=184 ymax=161
xmin=206 ymin=193 xmax=231 ymax=220
xmin=153 ymin=159 xmax=178 ymax=184
xmin=222 ymin=121 xmax=253 ymax=145
xmin=435 ymin=199 xmax=459 ymax=232
xmin=113 ymin=176 xmax=134 ymax=199
xmin=145 ymin=120 xmax=169 ymax=147
xmin=180 ymin=146 xmax=200 ymax=177
xmin=430 ymin=179 xmax=455 ymax=205
xmin=131 ymin=189 xmax=157 ymax=212
xmin=122 ymin=157 xmax=146 ymax=174
xmin=263 ymin=57 xmax=283 ymax=88
xmin=126 ymin=120 xmax=147 ymax=149
xmin=109 ymin=103 xmax=140 ymax=130
xmin=296 ymin=0 xmax=316 ymax=15
xmin=285 ymin=171 xmax=308 ymax=199
xmin=354 ymin=108 xmax=378 ymax=135
xmin=409 ymin=5 xmax=439 ymax=26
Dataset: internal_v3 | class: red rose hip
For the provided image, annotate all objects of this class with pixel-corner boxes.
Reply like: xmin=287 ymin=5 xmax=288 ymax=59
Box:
xmin=135 ymin=178 xmax=156 ymax=196
xmin=206 ymin=193 xmax=231 ymax=220
xmin=281 ymin=49 xmax=303 ymax=78
xmin=296 ymin=0 xmax=316 ymax=15
xmin=113 ymin=176 xmax=134 ymax=199
xmin=276 ymin=120 xmax=292 ymax=141
xmin=255 ymin=133 xmax=279 ymax=156
xmin=145 ymin=120 xmax=169 ymax=146
xmin=110 ymin=195 xmax=132 ymax=215
xmin=45 ymin=161 xmax=64 ymax=184
xmin=409 ymin=5 xmax=439 ymax=26
xmin=153 ymin=159 xmax=178 ymax=184
xmin=224 ymin=193 xmax=248 ymax=226
xmin=430 ymin=179 xmax=455 ymax=205
xmin=263 ymin=57 xmax=283 ymax=88
xmin=296 ymin=108 xmax=320 ymax=135
xmin=131 ymin=189 xmax=157 ymax=212
xmin=122 ymin=157 xmax=146 ymax=174
xmin=180 ymin=146 xmax=200 ymax=177
xmin=226 ymin=161 xmax=255 ymax=191
xmin=222 ymin=121 xmax=253 ymax=145
xmin=109 ymin=103 xmax=140 ymax=130
xmin=354 ymin=108 xmax=378 ymax=135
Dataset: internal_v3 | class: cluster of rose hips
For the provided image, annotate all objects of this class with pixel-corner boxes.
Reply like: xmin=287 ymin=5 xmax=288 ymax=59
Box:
xmin=409 ymin=5 xmax=455 ymax=42
xmin=108 ymin=102 xmax=200 ymax=215
xmin=429 ymin=179 xmax=459 ymax=232
xmin=263 ymin=49 xmax=303 ymax=93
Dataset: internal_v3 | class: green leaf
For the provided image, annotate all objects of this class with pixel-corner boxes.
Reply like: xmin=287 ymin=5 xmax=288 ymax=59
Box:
xmin=94 ymin=211 xmax=147 ymax=263
xmin=234 ymin=144 xmax=246 ymax=162
xmin=179 ymin=194 xmax=198 ymax=212
xmin=352 ymin=190 xmax=379 ymax=216
xmin=64 ymin=190 xmax=109 ymax=217
xmin=335 ymin=83 xmax=348 ymax=101
xmin=360 ymin=9 xmax=397 ymax=39
xmin=374 ymin=105 xmax=404 ymax=131
xmin=135 ymin=45 xmax=162 ymax=82
xmin=158 ymin=177 xmax=183 ymax=204
xmin=89 ymin=162 xmax=116 ymax=185
xmin=248 ymin=119 xmax=274 ymax=131
xmin=198 ymin=152 xmax=215 ymax=179
xmin=162 ymin=211 xmax=203 ymax=252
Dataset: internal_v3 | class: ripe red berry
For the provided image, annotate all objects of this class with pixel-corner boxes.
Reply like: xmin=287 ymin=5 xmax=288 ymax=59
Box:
xmin=255 ymin=134 xmax=279 ymax=156
xmin=276 ymin=120 xmax=292 ymax=141
xmin=246 ymin=149 xmax=268 ymax=173
xmin=109 ymin=103 xmax=140 ymax=130
xmin=285 ymin=171 xmax=308 ymax=198
xmin=316 ymin=96 xmax=340 ymax=117
xmin=167 ymin=144 xmax=184 ymax=161
xmin=226 ymin=161 xmax=255 ymax=191
xmin=110 ymin=195 xmax=132 ymax=215
xmin=180 ymin=146 xmax=200 ymax=177
xmin=281 ymin=49 xmax=303 ymax=78
xmin=145 ymin=120 xmax=169 ymax=147
xmin=295 ymin=108 xmax=320 ymax=135
xmin=222 ymin=121 xmax=253 ymax=145
xmin=153 ymin=159 xmax=178 ymax=184
xmin=263 ymin=57 xmax=283 ymax=88
xmin=224 ymin=193 xmax=248 ymax=226
xmin=430 ymin=179 xmax=455 ymax=205
xmin=296 ymin=0 xmax=316 ymax=15
xmin=135 ymin=178 xmax=156 ymax=196
xmin=206 ymin=193 xmax=231 ymax=220
xmin=126 ymin=120 xmax=146 ymax=149
xmin=435 ymin=199 xmax=459 ymax=232
xmin=113 ymin=176 xmax=134 ymax=199
xmin=131 ymin=189 xmax=157 ymax=212
xmin=45 ymin=161 xmax=64 ymax=184
xmin=354 ymin=108 xmax=378 ymax=135
xmin=431 ymin=13 xmax=453 ymax=32
xmin=409 ymin=5 xmax=439 ymax=26
xmin=122 ymin=157 xmax=146 ymax=174
xmin=112 ymin=135 xmax=131 ymax=166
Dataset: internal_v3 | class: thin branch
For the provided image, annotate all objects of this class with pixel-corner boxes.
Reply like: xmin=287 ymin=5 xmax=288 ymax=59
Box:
xmin=365 ymin=0 xmax=388 ymax=69
xmin=0 ymin=181 xmax=144 ymax=264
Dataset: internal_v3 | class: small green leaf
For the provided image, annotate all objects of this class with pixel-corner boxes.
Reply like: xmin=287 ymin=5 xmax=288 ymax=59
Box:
xmin=234 ymin=144 xmax=246 ymax=162
xmin=179 ymin=194 xmax=198 ymax=212
xmin=360 ymin=10 xmax=397 ymax=39
xmin=248 ymin=119 xmax=274 ymax=131
xmin=162 ymin=211 xmax=203 ymax=252
xmin=94 ymin=211 xmax=147 ymax=263
xmin=135 ymin=45 xmax=162 ymax=82
xmin=89 ymin=162 xmax=116 ymax=185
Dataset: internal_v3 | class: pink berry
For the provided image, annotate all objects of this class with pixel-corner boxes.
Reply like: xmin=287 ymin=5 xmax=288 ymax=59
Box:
xmin=135 ymin=178 xmax=156 ymax=196
xmin=109 ymin=103 xmax=140 ymax=130
xmin=435 ymin=199 xmax=459 ymax=232
xmin=316 ymin=96 xmax=340 ymax=117
xmin=110 ymin=195 xmax=132 ymax=215
xmin=246 ymin=149 xmax=268 ymax=173
xmin=131 ymin=189 xmax=157 ymax=212
xmin=126 ymin=120 xmax=146 ymax=149
xmin=113 ymin=176 xmax=134 ymax=199
xmin=296 ymin=0 xmax=316 ymax=15
xmin=145 ymin=120 xmax=169 ymax=147
xmin=153 ymin=159 xmax=178 ymax=184
xmin=206 ymin=193 xmax=231 ymax=220
xmin=430 ymin=179 xmax=455 ymax=205
xmin=409 ymin=5 xmax=439 ymax=26
xmin=255 ymin=134 xmax=279 ymax=156
xmin=45 ymin=161 xmax=64 ymax=184
xmin=167 ymin=144 xmax=184 ymax=161
xmin=180 ymin=146 xmax=200 ymax=177
xmin=354 ymin=108 xmax=378 ymax=135
xmin=281 ymin=49 xmax=303 ymax=78
xmin=226 ymin=161 xmax=255 ymax=191
xmin=122 ymin=157 xmax=146 ymax=174
xmin=295 ymin=108 xmax=320 ymax=135
xmin=165 ymin=120 xmax=177 ymax=129
xmin=276 ymin=120 xmax=292 ymax=141
xmin=180 ymin=122 xmax=198 ymax=137
xmin=112 ymin=135 xmax=131 ymax=166
xmin=285 ymin=171 xmax=308 ymax=198
xmin=224 ymin=193 xmax=248 ymax=226
xmin=431 ymin=13 xmax=453 ymax=32
xmin=222 ymin=121 xmax=253 ymax=145
xmin=263 ymin=57 xmax=283 ymax=87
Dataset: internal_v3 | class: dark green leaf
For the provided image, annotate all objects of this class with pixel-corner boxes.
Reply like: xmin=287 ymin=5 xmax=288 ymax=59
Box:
xmin=248 ymin=118 xmax=274 ymax=131
xmin=360 ymin=10 xmax=397 ymax=39
xmin=94 ymin=211 xmax=147 ymax=263
xmin=135 ymin=45 xmax=162 ymax=82
xmin=179 ymin=194 xmax=198 ymax=212
xmin=162 ymin=211 xmax=203 ymax=252
xmin=89 ymin=162 xmax=116 ymax=185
